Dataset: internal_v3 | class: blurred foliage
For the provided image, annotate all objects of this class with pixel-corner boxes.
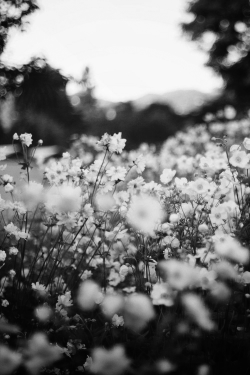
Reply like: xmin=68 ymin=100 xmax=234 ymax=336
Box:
xmin=182 ymin=0 xmax=250 ymax=118
xmin=74 ymin=97 xmax=186 ymax=150
xmin=0 ymin=0 xmax=39 ymax=55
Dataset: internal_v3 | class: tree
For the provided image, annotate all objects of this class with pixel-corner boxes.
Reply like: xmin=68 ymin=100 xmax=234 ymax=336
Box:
xmin=182 ymin=0 xmax=250 ymax=117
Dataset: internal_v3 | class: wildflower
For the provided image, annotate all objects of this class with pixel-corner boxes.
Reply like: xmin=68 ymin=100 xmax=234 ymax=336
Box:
xmin=160 ymin=260 xmax=199 ymax=290
xmin=97 ymin=132 xmax=126 ymax=154
xmin=169 ymin=213 xmax=179 ymax=224
xmin=189 ymin=178 xmax=210 ymax=195
xmin=0 ymin=345 xmax=22 ymax=375
xmin=95 ymin=193 xmax=116 ymax=211
xmin=106 ymin=166 xmax=127 ymax=181
xmin=181 ymin=293 xmax=215 ymax=331
xmin=24 ymin=333 xmax=62 ymax=374
xmin=77 ymin=280 xmax=102 ymax=311
xmin=214 ymin=236 xmax=249 ymax=264
xmin=35 ymin=306 xmax=52 ymax=322
xmin=2 ymin=300 xmax=9 ymax=307
xmin=13 ymin=133 xmax=19 ymax=140
xmin=4 ymin=183 xmax=14 ymax=193
xmin=45 ymin=185 xmax=82 ymax=213
xmin=101 ymin=294 xmax=124 ymax=318
xmin=90 ymin=345 xmax=131 ymax=375
xmin=9 ymin=247 xmax=18 ymax=255
xmin=20 ymin=133 xmax=33 ymax=147
xmin=112 ymin=314 xmax=124 ymax=327
xmin=83 ymin=356 xmax=93 ymax=371
xmin=2 ymin=174 xmax=13 ymax=183
xmin=9 ymin=270 xmax=16 ymax=279
xmin=243 ymin=137 xmax=250 ymax=150
xmin=127 ymin=176 xmax=145 ymax=193
xmin=124 ymin=293 xmax=155 ymax=331
xmin=151 ymin=283 xmax=173 ymax=306
xmin=126 ymin=194 xmax=163 ymax=235
xmin=0 ymin=250 xmax=6 ymax=262
xmin=81 ymin=270 xmax=93 ymax=281
xmin=57 ymin=291 xmax=73 ymax=308
xmin=199 ymin=156 xmax=214 ymax=170
xmin=32 ymin=282 xmax=47 ymax=296
xmin=133 ymin=154 xmax=145 ymax=174
xmin=160 ymin=169 xmax=176 ymax=184
xmin=229 ymin=150 xmax=249 ymax=168
xmin=209 ymin=205 xmax=228 ymax=225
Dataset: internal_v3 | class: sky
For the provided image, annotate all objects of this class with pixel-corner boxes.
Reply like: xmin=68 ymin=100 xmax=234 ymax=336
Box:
xmin=2 ymin=0 xmax=223 ymax=102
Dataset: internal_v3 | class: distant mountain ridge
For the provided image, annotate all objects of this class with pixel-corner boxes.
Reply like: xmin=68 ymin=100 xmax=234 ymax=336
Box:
xmin=96 ymin=89 xmax=216 ymax=115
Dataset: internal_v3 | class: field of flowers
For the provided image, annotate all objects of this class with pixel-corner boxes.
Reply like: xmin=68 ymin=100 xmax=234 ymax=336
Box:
xmin=1 ymin=120 xmax=250 ymax=375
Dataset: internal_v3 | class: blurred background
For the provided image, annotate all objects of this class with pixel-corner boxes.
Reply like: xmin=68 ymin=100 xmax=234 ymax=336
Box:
xmin=0 ymin=0 xmax=249 ymax=150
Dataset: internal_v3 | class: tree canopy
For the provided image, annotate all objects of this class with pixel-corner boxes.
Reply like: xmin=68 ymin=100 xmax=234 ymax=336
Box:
xmin=182 ymin=0 xmax=250 ymax=116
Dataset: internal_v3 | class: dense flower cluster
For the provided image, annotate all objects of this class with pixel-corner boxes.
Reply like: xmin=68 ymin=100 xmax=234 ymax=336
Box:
xmin=0 ymin=125 xmax=250 ymax=375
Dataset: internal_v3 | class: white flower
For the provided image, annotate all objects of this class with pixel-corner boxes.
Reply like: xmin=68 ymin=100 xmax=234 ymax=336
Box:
xmin=189 ymin=178 xmax=210 ymax=195
xmin=160 ymin=169 xmax=176 ymax=184
xmin=9 ymin=247 xmax=18 ymax=255
xmin=182 ymin=293 xmax=215 ymax=331
xmin=32 ymin=282 xmax=46 ymax=292
xmin=229 ymin=150 xmax=249 ymax=168
xmin=124 ymin=294 xmax=155 ymax=331
xmin=126 ymin=194 xmax=163 ymax=235
xmin=106 ymin=166 xmax=127 ymax=181
xmin=209 ymin=205 xmax=228 ymax=225
xmin=112 ymin=314 xmax=124 ymax=327
xmin=151 ymin=283 xmax=173 ymax=306
xmin=20 ymin=133 xmax=33 ymax=147
xmin=90 ymin=345 xmax=131 ymax=375
xmin=133 ymin=154 xmax=145 ymax=174
xmin=4 ymin=183 xmax=14 ymax=193
xmin=2 ymin=299 xmax=9 ymax=307
xmin=0 ymin=250 xmax=6 ymax=262
xmin=97 ymin=133 xmax=126 ymax=154
xmin=13 ymin=133 xmax=19 ymax=140
xmin=45 ymin=185 xmax=82 ymax=213
xmin=243 ymin=137 xmax=250 ymax=150
xmin=77 ymin=280 xmax=102 ymax=311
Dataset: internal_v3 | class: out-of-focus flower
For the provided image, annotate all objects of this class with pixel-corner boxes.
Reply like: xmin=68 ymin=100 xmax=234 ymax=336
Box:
xmin=126 ymin=194 xmax=163 ymax=235
xmin=0 ymin=250 xmax=6 ymax=262
xmin=45 ymin=184 xmax=82 ymax=213
xmin=0 ymin=345 xmax=22 ymax=375
xmin=160 ymin=260 xmax=199 ymax=290
xmin=77 ymin=280 xmax=102 ymax=311
xmin=24 ymin=333 xmax=62 ymax=374
xmin=2 ymin=300 xmax=9 ymax=307
xmin=101 ymin=294 xmax=124 ymax=318
xmin=13 ymin=133 xmax=19 ymax=140
xmin=214 ymin=236 xmax=249 ymax=264
xmin=160 ymin=169 xmax=176 ymax=184
xmin=34 ymin=305 xmax=52 ymax=322
xmin=151 ymin=283 xmax=174 ymax=306
xmin=95 ymin=192 xmax=115 ymax=211
xmin=9 ymin=247 xmax=18 ymax=255
xmin=20 ymin=133 xmax=33 ymax=147
xmin=181 ymin=293 xmax=215 ymax=331
xmin=112 ymin=314 xmax=124 ymax=327
xmin=124 ymin=293 xmax=155 ymax=331
xmin=91 ymin=345 xmax=130 ymax=375
xmin=243 ymin=137 xmax=250 ymax=150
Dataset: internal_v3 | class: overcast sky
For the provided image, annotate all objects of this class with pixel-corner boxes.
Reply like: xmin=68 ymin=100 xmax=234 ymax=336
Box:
xmin=2 ymin=0 xmax=223 ymax=101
